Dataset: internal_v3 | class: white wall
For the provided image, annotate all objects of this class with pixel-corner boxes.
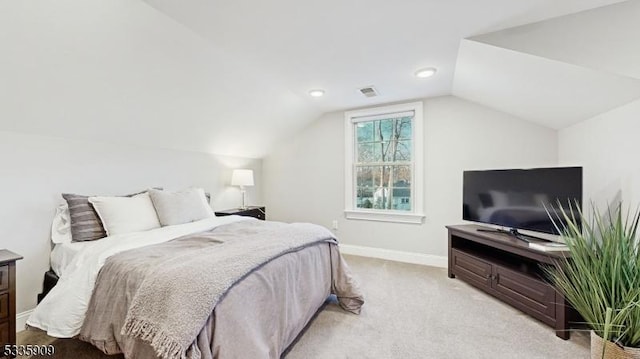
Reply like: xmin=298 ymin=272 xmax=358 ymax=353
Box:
xmin=559 ymin=99 xmax=640 ymax=209
xmin=263 ymin=96 xmax=557 ymax=258
xmin=0 ymin=131 xmax=262 ymax=316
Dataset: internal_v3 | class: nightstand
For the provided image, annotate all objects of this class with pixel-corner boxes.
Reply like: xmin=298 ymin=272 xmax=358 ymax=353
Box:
xmin=215 ymin=206 xmax=266 ymax=220
xmin=0 ymin=250 xmax=22 ymax=358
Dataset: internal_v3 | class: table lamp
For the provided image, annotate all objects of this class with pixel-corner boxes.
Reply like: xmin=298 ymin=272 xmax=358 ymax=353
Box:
xmin=231 ymin=169 xmax=254 ymax=209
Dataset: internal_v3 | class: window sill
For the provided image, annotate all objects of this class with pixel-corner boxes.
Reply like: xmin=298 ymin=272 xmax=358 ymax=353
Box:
xmin=344 ymin=210 xmax=425 ymax=224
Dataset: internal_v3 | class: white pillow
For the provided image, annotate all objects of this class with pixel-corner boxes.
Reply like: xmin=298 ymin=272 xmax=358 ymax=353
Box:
xmin=88 ymin=192 xmax=161 ymax=236
xmin=148 ymin=188 xmax=214 ymax=226
xmin=51 ymin=201 xmax=73 ymax=244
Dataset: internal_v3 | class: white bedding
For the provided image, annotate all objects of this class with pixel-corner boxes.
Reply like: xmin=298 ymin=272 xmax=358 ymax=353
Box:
xmin=28 ymin=215 xmax=250 ymax=338
xmin=50 ymin=241 xmax=96 ymax=278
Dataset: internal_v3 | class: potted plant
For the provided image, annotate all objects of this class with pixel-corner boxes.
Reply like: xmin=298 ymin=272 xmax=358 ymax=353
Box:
xmin=546 ymin=203 xmax=640 ymax=359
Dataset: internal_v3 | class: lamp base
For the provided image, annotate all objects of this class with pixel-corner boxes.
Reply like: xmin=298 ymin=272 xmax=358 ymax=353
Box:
xmin=240 ymin=188 xmax=248 ymax=210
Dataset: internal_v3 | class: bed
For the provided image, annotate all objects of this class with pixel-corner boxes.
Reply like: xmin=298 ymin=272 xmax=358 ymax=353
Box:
xmin=28 ymin=215 xmax=364 ymax=359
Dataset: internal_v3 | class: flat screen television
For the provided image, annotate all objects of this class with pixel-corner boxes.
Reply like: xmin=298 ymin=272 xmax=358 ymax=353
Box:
xmin=463 ymin=167 xmax=582 ymax=236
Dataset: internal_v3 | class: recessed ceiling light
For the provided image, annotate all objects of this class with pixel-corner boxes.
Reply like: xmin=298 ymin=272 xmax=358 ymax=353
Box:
xmin=414 ymin=67 xmax=437 ymax=78
xmin=309 ymin=89 xmax=325 ymax=97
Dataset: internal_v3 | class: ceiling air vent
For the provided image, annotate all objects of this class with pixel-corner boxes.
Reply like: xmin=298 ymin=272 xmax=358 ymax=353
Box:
xmin=359 ymin=86 xmax=378 ymax=98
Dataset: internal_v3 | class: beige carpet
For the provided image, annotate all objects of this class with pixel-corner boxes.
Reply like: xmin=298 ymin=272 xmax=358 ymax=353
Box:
xmin=18 ymin=255 xmax=589 ymax=358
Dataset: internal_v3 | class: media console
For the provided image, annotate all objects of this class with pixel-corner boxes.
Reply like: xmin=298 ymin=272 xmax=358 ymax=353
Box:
xmin=447 ymin=224 xmax=572 ymax=339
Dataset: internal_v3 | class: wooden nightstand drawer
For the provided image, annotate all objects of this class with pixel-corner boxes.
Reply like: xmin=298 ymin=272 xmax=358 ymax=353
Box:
xmin=0 ymin=266 xmax=7 ymax=292
xmin=0 ymin=321 xmax=8 ymax=346
xmin=0 ymin=294 xmax=7 ymax=320
xmin=0 ymin=250 xmax=23 ymax=353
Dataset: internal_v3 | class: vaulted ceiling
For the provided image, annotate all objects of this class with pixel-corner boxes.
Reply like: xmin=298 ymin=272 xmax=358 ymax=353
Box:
xmin=453 ymin=0 xmax=640 ymax=129
xmin=0 ymin=0 xmax=633 ymax=158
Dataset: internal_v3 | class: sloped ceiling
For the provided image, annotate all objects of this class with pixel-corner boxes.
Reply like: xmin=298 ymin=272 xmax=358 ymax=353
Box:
xmin=0 ymin=0 xmax=629 ymax=158
xmin=453 ymin=39 xmax=640 ymax=129
xmin=472 ymin=0 xmax=640 ymax=80
xmin=0 ymin=0 xmax=320 ymax=158
xmin=454 ymin=0 xmax=640 ymax=129
xmin=144 ymin=0 xmax=625 ymax=113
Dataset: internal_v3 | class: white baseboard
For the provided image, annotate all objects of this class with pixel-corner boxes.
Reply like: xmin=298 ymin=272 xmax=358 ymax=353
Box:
xmin=339 ymin=244 xmax=447 ymax=268
xmin=16 ymin=309 xmax=33 ymax=333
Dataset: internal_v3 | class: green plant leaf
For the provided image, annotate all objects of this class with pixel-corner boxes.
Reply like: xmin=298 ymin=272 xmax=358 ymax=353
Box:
xmin=545 ymin=203 xmax=640 ymax=348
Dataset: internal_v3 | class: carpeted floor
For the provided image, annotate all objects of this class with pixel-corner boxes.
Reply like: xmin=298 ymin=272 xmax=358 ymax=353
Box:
xmin=18 ymin=255 xmax=589 ymax=358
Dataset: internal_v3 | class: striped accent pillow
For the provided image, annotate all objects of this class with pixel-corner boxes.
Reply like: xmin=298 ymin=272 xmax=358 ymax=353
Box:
xmin=62 ymin=188 xmax=162 ymax=242
xmin=62 ymin=193 xmax=107 ymax=242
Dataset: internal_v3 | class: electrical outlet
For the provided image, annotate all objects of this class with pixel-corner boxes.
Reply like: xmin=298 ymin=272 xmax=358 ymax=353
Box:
xmin=332 ymin=220 xmax=339 ymax=230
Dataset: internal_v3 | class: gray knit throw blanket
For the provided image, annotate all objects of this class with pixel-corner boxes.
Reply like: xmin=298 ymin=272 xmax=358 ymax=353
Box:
xmin=121 ymin=221 xmax=337 ymax=359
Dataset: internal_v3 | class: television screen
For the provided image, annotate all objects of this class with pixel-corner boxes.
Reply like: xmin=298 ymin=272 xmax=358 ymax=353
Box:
xmin=463 ymin=167 xmax=582 ymax=235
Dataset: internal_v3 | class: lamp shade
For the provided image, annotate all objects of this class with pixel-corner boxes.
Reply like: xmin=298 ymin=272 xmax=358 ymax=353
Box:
xmin=231 ymin=169 xmax=254 ymax=187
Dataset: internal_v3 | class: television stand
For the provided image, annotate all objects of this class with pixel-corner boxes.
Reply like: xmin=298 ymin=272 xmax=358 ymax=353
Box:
xmin=447 ymin=224 xmax=573 ymax=339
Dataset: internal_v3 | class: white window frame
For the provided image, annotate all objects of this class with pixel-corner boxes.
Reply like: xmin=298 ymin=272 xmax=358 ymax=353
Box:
xmin=344 ymin=101 xmax=425 ymax=224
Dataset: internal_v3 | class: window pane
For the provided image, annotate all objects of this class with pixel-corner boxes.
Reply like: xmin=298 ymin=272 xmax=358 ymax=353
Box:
xmin=359 ymin=141 xmax=384 ymax=163
xmin=378 ymin=119 xmax=393 ymax=141
xmin=372 ymin=142 xmax=384 ymax=162
xmin=395 ymin=140 xmax=411 ymax=161
xmin=380 ymin=166 xmax=391 ymax=188
xmin=369 ymin=166 xmax=389 ymax=209
xmin=382 ymin=140 xmax=394 ymax=162
xmin=356 ymin=187 xmax=374 ymax=209
xmin=391 ymin=187 xmax=411 ymax=211
xmin=392 ymin=166 xmax=412 ymax=211
xmin=399 ymin=117 xmax=412 ymax=139
xmin=357 ymin=143 xmax=374 ymax=163
xmin=373 ymin=120 xmax=380 ymax=140
xmin=393 ymin=165 xmax=411 ymax=187
xmin=357 ymin=166 xmax=394 ymax=210
xmin=356 ymin=166 xmax=375 ymax=209
xmin=382 ymin=140 xmax=411 ymax=162
xmin=356 ymin=122 xmax=374 ymax=143
xmin=356 ymin=166 xmax=374 ymax=188
xmin=370 ymin=166 xmax=383 ymax=187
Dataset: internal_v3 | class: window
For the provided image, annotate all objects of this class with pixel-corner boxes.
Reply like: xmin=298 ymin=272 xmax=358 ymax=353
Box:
xmin=344 ymin=102 xmax=424 ymax=223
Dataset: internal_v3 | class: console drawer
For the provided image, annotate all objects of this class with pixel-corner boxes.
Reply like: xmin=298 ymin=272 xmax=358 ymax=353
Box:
xmin=494 ymin=265 xmax=556 ymax=322
xmin=451 ymin=249 xmax=492 ymax=288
